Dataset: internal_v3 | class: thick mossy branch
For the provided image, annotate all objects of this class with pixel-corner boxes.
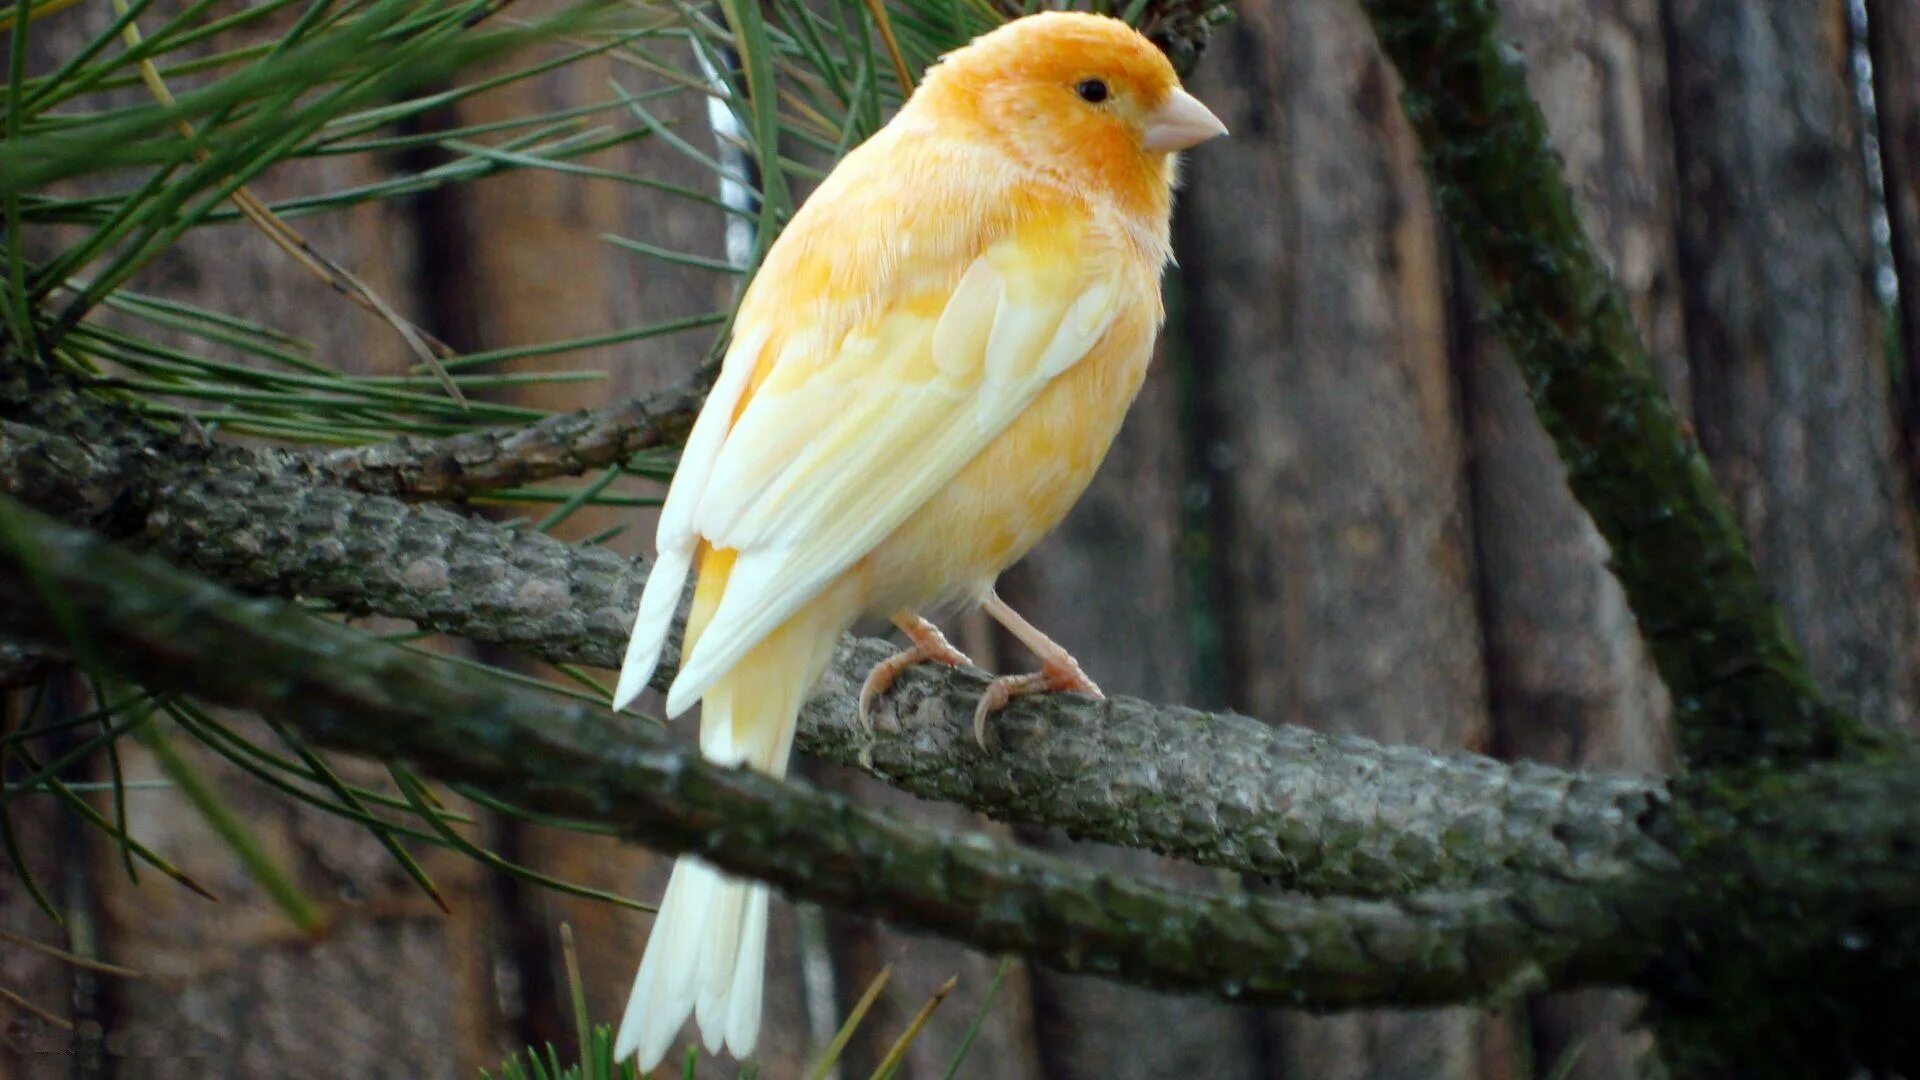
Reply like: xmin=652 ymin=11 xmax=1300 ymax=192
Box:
xmin=805 ymin=645 xmax=1674 ymax=898
xmin=1138 ymin=0 xmax=1234 ymax=75
xmin=1353 ymin=0 xmax=1866 ymax=769
xmin=0 ymin=414 xmax=1670 ymax=897
xmin=0 ymin=496 xmax=1662 ymax=1007
xmin=1649 ymin=763 xmax=1920 ymax=1075
xmin=6 ymin=496 xmax=1920 ymax=1038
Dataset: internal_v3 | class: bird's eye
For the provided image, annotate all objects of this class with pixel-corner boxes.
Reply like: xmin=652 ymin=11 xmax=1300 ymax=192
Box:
xmin=1075 ymin=78 xmax=1109 ymax=104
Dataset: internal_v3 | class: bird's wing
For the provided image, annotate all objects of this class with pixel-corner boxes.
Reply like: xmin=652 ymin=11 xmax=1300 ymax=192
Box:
xmin=659 ymin=211 xmax=1124 ymax=714
xmin=611 ymin=321 xmax=772 ymax=710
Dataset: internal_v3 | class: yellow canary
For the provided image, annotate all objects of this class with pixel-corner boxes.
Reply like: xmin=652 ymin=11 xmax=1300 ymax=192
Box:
xmin=609 ymin=11 xmax=1224 ymax=1068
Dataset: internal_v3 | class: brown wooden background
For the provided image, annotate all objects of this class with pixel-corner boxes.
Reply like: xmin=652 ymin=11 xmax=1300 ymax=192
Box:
xmin=7 ymin=0 xmax=1920 ymax=1076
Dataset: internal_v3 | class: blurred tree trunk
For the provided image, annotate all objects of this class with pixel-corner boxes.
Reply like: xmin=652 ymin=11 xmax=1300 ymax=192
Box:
xmin=997 ymin=330 xmax=1266 ymax=1079
xmin=1868 ymin=0 xmax=1920 ymax=484
xmin=1182 ymin=0 xmax=1498 ymax=1075
xmin=1452 ymin=0 xmax=1682 ymax=1074
xmin=1664 ymin=0 xmax=1920 ymax=730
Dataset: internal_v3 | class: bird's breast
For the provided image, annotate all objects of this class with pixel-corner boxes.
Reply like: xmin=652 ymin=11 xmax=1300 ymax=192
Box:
xmin=858 ymin=300 xmax=1160 ymax=613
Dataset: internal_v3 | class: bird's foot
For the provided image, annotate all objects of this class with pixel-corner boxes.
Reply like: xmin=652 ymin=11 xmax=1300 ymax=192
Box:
xmin=858 ymin=612 xmax=973 ymax=731
xmin=971 ymin=651 xmax=1103 ymax=750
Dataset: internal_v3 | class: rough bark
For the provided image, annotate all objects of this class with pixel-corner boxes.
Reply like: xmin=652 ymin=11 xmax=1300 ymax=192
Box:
xmin=6 ymin=497 xmax=1920 ymax=1077
xmin=814 ymin=610 xmax=1043 ymax=1080
xmin=1662 ymin=0 xmax=1920 ymax=734
xmin=815 ymin=626 xmax=1047 ymax=1080
xmin=814 ymin=782 xmax=1047 ymax=1080
xmin=1002 ymin=348 xmax=1264 ymax=1078
xmin=1184 ymin=1 xmax=1496 ymax=1073
xmin=0 ymin=500 xmax=1687 ymax=1010
xmin=1456 ymin=0 xmax=1683 ymax=1072
xmin=0 ymin=409 xmax=1680 ymax=905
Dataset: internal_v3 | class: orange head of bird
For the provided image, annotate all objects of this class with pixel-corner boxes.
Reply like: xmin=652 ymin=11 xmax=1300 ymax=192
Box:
xmin=912 ymin=12 xmax=1227 ymax=210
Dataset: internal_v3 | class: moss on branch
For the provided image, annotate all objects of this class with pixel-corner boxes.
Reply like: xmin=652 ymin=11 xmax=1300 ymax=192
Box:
xmin=1352 ymin=0 xmax=1871 ymax=769
xmin=4 ymin=494 xmax=1919 ymax=1049
xmin=0 ymin=494 xmax=1663 ymax=1008
xmin=0 ymin=412 xmax=1670 ymax=898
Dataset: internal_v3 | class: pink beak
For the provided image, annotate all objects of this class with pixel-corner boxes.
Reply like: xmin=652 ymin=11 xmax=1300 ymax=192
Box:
xmin=1142 ymin=87 xmax=1228 ymax=152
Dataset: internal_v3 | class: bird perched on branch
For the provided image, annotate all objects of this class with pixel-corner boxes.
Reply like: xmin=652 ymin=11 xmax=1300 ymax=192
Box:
xmin=609 ymin=10 xmax=1225 ymax=1070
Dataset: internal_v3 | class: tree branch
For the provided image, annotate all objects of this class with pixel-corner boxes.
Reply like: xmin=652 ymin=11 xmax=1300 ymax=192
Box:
xmin=310 ymin=376 xmax=705 ymax=500
xmin=801 ymin=643 xmax=1673 ymax=898
xmin=0 ymin=412 xmax=1675 ymax=898
xmin=0 ymin=494 xmax=1665 ymax=1008
xmin=1352 ymin=0 xmax=1869 ymax=768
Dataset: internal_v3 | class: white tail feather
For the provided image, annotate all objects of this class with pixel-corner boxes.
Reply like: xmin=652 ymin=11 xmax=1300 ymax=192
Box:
xmin=616 ymin=577 xmax=850 ymax=1070
xmin=724 ymin=885 xmax=769 ymax=1056
xmin=614 ymin=858 xmax=769 ymax=1070
xmin=695 ymin=872 xmax=747 ymax=1045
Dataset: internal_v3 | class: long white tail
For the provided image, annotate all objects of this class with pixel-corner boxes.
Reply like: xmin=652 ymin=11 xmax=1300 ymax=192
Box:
xmin=615 ymin=857 xmax=769 ymax=1067
xmin=613 ymin=558 xmax=850 ymax=1070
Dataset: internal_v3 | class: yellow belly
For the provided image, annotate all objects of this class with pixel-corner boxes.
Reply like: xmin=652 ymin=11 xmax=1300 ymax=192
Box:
xmin=857 ymin=306 xmax=1156 ymax=614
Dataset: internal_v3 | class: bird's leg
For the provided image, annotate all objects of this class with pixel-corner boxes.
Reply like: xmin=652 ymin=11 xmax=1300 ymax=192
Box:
xmin=858 ymin=610 xmax=975 ymax=728
xmin=972 ymin=592 xmax=1104 ymax=748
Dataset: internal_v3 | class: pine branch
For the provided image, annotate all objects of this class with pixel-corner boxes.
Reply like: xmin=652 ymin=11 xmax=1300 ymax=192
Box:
xmin=0 ymin=383 xmax=1671 ymax=898
xmin=801 ymin=642 xmax=1672 ymax=898
xmin=0 ymin=493 xmax=1668 ymax=1007
xmin=8 ymin=492 xmax=1920 ymax=1035
xmin=312 ymin=374 xmax=707 ymax=500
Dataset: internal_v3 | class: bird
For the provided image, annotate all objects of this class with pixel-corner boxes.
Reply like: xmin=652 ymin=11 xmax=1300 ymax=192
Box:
xmin=608 ymin=10 xmax=1224 ymax=1070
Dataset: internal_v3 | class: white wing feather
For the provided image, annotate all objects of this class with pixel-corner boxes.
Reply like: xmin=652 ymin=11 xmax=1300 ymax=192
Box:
xmin=612 ymin=324 xmax=772 ymax=711
xmin=664 ymin=247 xmax=1120 ymax=715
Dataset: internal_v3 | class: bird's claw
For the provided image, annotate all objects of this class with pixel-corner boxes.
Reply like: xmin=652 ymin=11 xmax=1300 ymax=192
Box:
xmin=858 ymin=633 xmax=973 ymax=732
xmin=971 ymin=654 xmax=1103 ymax=749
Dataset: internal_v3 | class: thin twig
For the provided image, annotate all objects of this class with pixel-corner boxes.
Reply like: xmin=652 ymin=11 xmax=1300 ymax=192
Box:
xmin=859 ymin=0 xmax=916 ymax=94
xmin=0 ymin=983 xmax=73 ymax=1031
xmin=869 ymin=975 xmax=955 ymax=1080
xmin=0 ymin=927 xmax=142 ymax=977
